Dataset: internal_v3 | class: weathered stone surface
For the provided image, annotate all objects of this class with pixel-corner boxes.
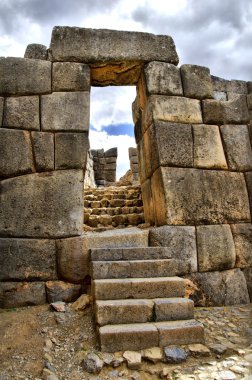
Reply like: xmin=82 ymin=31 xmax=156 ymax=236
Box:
xmin=246 ymin=94 xmax=252 ymax=110
xmin=143 ymin=61 xmax=183 ymax=96
xmin=0 ymin=238 xmax=57 ymax=281
xmin=211 ymin=76 xmax=229 ymax=92
xmin=231 ymin=223 xmax=252 ymax=268
xmin=0 ymin=170 xmax=84 ymax=238
xmin=55 ymin=132 xmax=89 ymax=169
xmin=141 ymin=179 xmax=155 ymax=224
xmin=188 ymin=344 xmax=210 ymax=357
xmin=227 ymin=80 xmax=248 ymax=94
xmin=99 ymin=323 xmax=158 ymax=352
xmin=193 ymin=124 xmax=227 ymax=169
xmin=145 ymin=121 xmax=193 ymax=176
xmin=248 ymin=81 xmax=252 ymax=94
xmin=180 ymin=64 xmax=213 ymax=99
xmin=196 ymin=225 xmax=236 ymax=272
xmin=142 ymin=347 xmax=163 ymax=363
xmin=91 ymin=247 xmax=171 ymax=261
xmin=149 ymin=226 xmax=197 ymax=275
xmin=143 ymin=96 xmax=202 ymax=131
xmin=123 ymin=351 xmax=142 ymax=370
xmin=52 ymin=62 xmax=90 ymax=91
xmin=245 ymin=172 xmax=252 ymax=215
xmin=0 ymin=128 xmax=34 ymax=178
xmin=81 ymin=352 xmax=104 ymax=373
xmin=164 ymin=347 xmax=188 ymax=363
xmin=31 ymin=132 xmax=54 ymax=171
xmin=151 ymin=167 xmax=250 ymax=225
xmin=71 ymin=294 xmax=91 ymax=311
xmin=41 ymin=92 xmax=89 ymax=131
xmin=0 ymin=282 xmax=46 ymax=308
xmin=154 ymin=298 xmax=194 ymax=321
xmin=95 ymin=299 xmax=154 ymax=325
xmin=0 ymin=58 xmax=51 ymax=95
xmin=156 ymin=320 xmax=204 ymax=346
xmin=3 ymin=96 xmax=40 ymax=130
xmin=186 ymin=269 xmax=250 ymax=306
xmin=242 ymin=267 xmax=252 ymax=300
xmin=24 ymin=44 xmax=48 ymax=60
xmin=45 ymin=281 xmax=81 ymax=303
xmin=0 ymin=97 xmax=4 ymax=125
xmin=50 ymin=27 xmax=179 ymax=85
xmin=220 ymin=125 xmax=252 ymax=171
xmin=202 ymin=95 xmax=249 ymax=124
xmin=213 ymin=91 xmax=227 ymax=101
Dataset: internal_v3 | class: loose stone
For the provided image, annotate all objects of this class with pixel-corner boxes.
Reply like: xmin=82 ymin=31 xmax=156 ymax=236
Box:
xmin=81 ymin=352 xmax=104 ymax=373
xmin=164 ymin=347 xmax=188 ymax=363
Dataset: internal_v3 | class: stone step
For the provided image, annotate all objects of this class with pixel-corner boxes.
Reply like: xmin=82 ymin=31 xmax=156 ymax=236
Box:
xmin=91 ymin=247 xmax=171 ymax=261
xmin=99 ymin=319 xmax=204 ymax=352
xmin=91 ymin=259 xmax=177 ymax=279
xmin=92 ymin=277 xmax=185 ymax=300
xmin=95 ymin=297 xmax=194 ymax=326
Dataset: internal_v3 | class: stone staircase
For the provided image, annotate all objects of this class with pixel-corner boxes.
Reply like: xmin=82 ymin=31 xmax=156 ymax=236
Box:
xmin=90 ymin=246 xmax=204 ymax=352
xmin=84 ymin=185 xmax=145 ymax=231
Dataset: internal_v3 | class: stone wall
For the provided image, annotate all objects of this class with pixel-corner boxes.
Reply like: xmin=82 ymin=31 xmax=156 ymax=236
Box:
xmin=91 ymin=148 xmax=117 ymax=186
xmin=84 ymin=150 xmax=96 ymax=188
xmin=129 ymin=147 xmax=139 ymax=183
xmin=133 ymin=62 xmax=252 ymax=305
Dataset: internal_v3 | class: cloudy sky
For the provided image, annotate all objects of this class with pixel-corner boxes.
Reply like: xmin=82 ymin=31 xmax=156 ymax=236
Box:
xmin=1 ymin=0 xmax=251 ymax=178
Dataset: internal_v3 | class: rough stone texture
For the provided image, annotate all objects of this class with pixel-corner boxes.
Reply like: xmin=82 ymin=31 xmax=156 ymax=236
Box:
xmin=82 ymin=353 xmax=104 ymax=373
xmin=55 ymin=132 xmax=89 ymax=169
xmin=0 ymin=97 xmax=3 ymax=126
xmin=151 ymin=167 xmax=250 ymax=225
xmin=231 ymin=223 xmax=252 ymax=268
xmin=0 ymin=282 xmax=46 ymax=308
xmin=0 ymin=238 xmax=57 ymax=281
xmin=242 ymin=267 xmax=252 ymax=300
xmin=180 ymin=64 xmax=213 ymax=99
xmin=24 ymin=44 xmax=48 ymax=60
xmin=196 ymin=225 xmax=236 ymax=272
xmin=227 ymin=80 xmax=248 ymax=94
xmin=149 ymin=226 xmax=197 ymax=275
xmin=247 ymin=94 xmax=252 ymax=110
xmin=213 ymin=91 xmax=227 ymax=101
xmin=143 ymin=95 xmax=202 ymax=132
xmin=220 ymin=124 xmax=252 ymax=171
xmin=31 ymin=132 xmax=54 ymax=172
xmin=145 ymin=121 xmax=193 ymax=176
xmin=45 ymin=281 xmax=81 ymax=303
xmin=141 ymin=179 xmax=155 ymax=224
xmin=211 ymin=76 xmax=229 ymax=92
xmin=52 ymin=62 xmax=90 ymax=91
xmin=123 ymin=351 xmax=142 ymax=370
xmin=91 ymin=247 xmax=171 ymax=261
xmin=142 ymin=347 xmax=163 ymax=363
xmin=202 ymin=95 xmax=249 ymax=124
xmin=193 ymin=124 xmax=227 ymax=169
xmin=186 ymin=269 xmax=250 ymax=306
xmin=0 ymin=128 xmax=34 ymax=178
xmin=156 ymin=320 xmax=205 ymax=346
xmin=143 ymin=61 xmax=183 ymax=96
xmin=41 ymin=91 xmax=90 ymax=131
xmin=154 ymin=298 xmax=194 ymax=321
xmin=248 ymin=81 xmax=252 ymax=94
xmin=50 ymin=27 xmax=179 ymax=85
xmin=99 ymin=323 xmax=158 ymax=352
xmin=0 ymin=170 xmax=84 ymax=238
xmin=3 ymin=96 xmax=40 ymax=130
xmin=245 ymin=172 xmax=252 ymax=216
xmin=164 ymin=347 xmax=188 ymax=363
xmin=0 ymin=58 xmax=51 ymax=95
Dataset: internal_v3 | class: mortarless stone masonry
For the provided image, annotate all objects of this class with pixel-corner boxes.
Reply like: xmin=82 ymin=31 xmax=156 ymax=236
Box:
xmin=0 ymin=26 xmax=251 ymax=309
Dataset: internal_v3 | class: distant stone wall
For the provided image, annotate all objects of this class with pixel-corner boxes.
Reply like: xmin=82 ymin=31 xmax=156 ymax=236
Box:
xmin=91 ymin=148 xmax=117 ymax=186
xmin=128 ymin=147 xmax=139 ymax=183
xmin=84 ymin=150 xmax=96 ymax=188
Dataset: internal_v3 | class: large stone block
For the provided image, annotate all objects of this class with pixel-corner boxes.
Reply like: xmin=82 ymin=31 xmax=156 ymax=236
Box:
xmin=41 ymin=91 xmax=90 ymax=131
xmin=3 ymin=96 xmax=40 ymax=130
xmin=45 ymin=281 xmax=81 ymax=303
xmin=0 ymin=97 xmax=3 ymax=125
xmin=180 ymin=64 xmax=213 ymax=99
xmin=143 ymin=61 xmax=183 ymax=96
xmin=0 ymin=170 xmax=84 ymax=238
xmin=141 ymin=179 xmax=155 ymax=224
xmin=0 ymin=58 xmax=51 ymax=95
xmin=24 ymin=44 xmax=48 ymax=60
xmin=50 ymin=27 xmax=179 ymax=85
xmin=55 ymin=132 xmax=89 ymax=170
xmin=31 ymin=132 xmax=54 ymax=171
xmin=186 ymin=269 xmax=250 ymax=306
xmin=211 ymin=76 xmax=229 ymax=92
xmin=0 ymin=128 xmax=34 ymax=178
xmin=242 ymin=267 xmax=252 ymax=300
xmin=247 ymin=94 xmax=252 ymax=110
xmin=52 ymin=62 xmax=90 ymax=91
xmin=193 ymin=124 xmax=227 ymax=169
xmin=202 ymin=95 xmax=249 ymax=124
xmin=0 ymin=238 xmax=57 ymax=281
xmin=196 ymin=225 xmax=236 ymax=272
xmin=245 ymin=172 xmax=252 ymax=215
xmin=149 ymin=226 xmax=197 ymax=274
xmin=151 ymin=167 xmax=250 ymax=225
xmin=227 ymin=80 xmax=248 ymax=94
xmin=0 ymin=282 xmax=46 ymax=308
xmin=220 ymin=125 xmax=252 ymax=171
xmin=231 ymin=223 xmax=252 ymax=268
xmin=143 ymin=95 xmax=202 ymax=132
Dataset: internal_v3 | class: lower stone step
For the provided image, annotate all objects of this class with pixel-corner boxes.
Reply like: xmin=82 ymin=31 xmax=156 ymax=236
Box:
xmin=91 ymin=247 xmax=171 ymax=261
xmin=93 ymin=277 xmax=185 ymax=300
xmin=95 ymin=297 xmax=194 ymax=326
xmin=91 ymin=259 xmax=177 ymax=279
xmin=99 ymin=319 xmax=204 ymax=352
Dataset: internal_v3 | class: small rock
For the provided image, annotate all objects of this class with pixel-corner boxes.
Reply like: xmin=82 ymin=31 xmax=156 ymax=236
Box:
xmin=44 ymin=353 xmax=53 ymax=363
xmin=71 ymin=294 xmax=91 ymax=311
xmin=54 ymin=313 xmax=66 ymax=324
xmin=230 ymin=365 xmax=249 ymax=375
xmin=209 ymin=343 xmax=228 ymax=355
xmin=244 ymin=354 xmax=252 ymax=362
xmin=107 ymin=370 xmax=119 ymax=378
xmin=81 ymin=352 xmax=104 ymax=374
xmin=142 ymin=347 xmax=163 ymax=363
xmin=159 ymin=367 xmax=172 ymax=379
xmin=42 ymin=368 xmax=59 ymax=380
xmin=123 ymin=351 xmax=141 ymax=370
xmin=130 ymin=373 xmax=140 ymax=380
xmin=44 ymin=362 xmax=56 ymax=373
xmin=218 ymin=370 xmax=236 ymax=380
xmin=44 ymin=339 xmax=53 ymax=350
xmin=50 ymin=302 xmax=66 ymax=312
xmin=188 ymin=344 xmax=210 ymax=357
xmin=164 ymin=347 xmax=188 ymax=364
